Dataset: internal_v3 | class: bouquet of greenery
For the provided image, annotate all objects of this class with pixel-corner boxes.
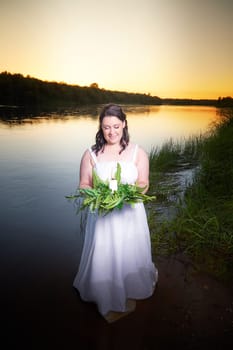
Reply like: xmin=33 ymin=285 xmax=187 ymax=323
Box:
xmin=66 ymin=163 xmax=156 ymax=216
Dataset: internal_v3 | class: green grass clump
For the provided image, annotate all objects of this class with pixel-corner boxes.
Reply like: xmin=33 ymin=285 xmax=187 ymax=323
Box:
xmin=148 ymin=108 xmax=233 ymax=281
xmin=149 ymin=139 xmax=182 ymax=173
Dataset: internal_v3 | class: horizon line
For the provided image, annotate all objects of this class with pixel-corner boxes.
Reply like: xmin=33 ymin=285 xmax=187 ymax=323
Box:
xmin=1 ymin=70 xmax=232 ymax=101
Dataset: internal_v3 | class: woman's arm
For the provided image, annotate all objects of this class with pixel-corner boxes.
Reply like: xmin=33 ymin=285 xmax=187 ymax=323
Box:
xmin=135 ymin=146 xmax=150 ymax=193
xmin=79 ymin=149 xmax=93 ymax=189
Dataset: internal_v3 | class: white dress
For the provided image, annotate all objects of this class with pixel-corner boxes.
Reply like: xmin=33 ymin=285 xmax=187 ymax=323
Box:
xmin=73 ymin=144 xmax=158 ymax=316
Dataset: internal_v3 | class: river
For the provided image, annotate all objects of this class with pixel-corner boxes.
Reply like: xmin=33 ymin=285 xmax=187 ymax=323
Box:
xmin=2 ymin=103 xmax=232 ymax=347
xmin=0 ymin=106 xmax=217 ymax=270
xmin=0 ymin=104 xmax=218 ymax=261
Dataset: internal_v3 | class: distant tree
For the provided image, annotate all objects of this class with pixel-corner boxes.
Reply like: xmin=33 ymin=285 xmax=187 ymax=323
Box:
xmin=0 ymin=72 xmax=162 ymax=108
xmin=90 ymin=83 xmax=99 ymax=89
xmin=216 ymin=96 xmax=233 ymax=107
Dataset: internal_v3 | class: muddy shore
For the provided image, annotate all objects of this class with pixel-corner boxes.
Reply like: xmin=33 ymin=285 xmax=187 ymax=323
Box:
xmin=3 ymin=252 xmax=233 ymax=350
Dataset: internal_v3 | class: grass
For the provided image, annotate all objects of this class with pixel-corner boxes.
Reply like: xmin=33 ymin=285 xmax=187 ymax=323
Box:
xmin=148 ymin=108 xmax=233 ymax=282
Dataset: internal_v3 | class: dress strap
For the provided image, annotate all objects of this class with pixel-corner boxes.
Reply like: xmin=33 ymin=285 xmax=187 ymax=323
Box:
xmin=89 ymin=148 xmax=97 ymax=165
xmin=132 ymin=144 xmax=138 ymax=163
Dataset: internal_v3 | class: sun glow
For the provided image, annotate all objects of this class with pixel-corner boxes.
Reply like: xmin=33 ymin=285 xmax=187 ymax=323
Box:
xmin=0 ymin=0 xmax=232 ymax=99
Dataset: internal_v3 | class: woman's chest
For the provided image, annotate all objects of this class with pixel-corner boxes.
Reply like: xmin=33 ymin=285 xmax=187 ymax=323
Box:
xmin=95 ymin=161 xmax=138 ymax=184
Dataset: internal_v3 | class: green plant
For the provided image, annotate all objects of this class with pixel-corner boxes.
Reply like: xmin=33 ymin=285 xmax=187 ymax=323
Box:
xmin=66 ymin=163 xmax=156 ymax=216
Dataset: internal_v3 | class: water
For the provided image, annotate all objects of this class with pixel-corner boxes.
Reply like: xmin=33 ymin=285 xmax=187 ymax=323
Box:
xmin=0 ymin=105 xmax=218 ymax=332
xmin=0 ymin=104 xmax=217 ymax=244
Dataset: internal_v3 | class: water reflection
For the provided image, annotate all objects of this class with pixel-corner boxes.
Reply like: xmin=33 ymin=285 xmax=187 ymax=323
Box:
xmin=0 ymin=105 xmax=217 ymax=145
xmin=0 ymin=104 xmax=100 ymax=123
xmin=0 ymin=104 xmax=219 ymax=334
xmin=0 ymin=105 xmax=218 ymax=224
xmin=0 ymin=104 xmax=218 ymax=255
xmin=0 ymin=105 xmax=218 ymax=175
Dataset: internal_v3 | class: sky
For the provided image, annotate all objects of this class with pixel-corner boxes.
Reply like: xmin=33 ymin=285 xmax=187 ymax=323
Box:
xmin=0 ymin=0 xmax=233 ymax=99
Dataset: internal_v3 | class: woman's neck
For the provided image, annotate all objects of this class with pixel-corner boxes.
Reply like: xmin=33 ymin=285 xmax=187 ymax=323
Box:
xmin=104 ymin=143 xmax=122 ymax=153
xmin=97 ymin=143 xmax=131 ymax=162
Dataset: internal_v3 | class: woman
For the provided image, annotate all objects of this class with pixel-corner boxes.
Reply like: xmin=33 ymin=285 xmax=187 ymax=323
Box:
xmin=73 ymin=104 xmax=158 ymax=322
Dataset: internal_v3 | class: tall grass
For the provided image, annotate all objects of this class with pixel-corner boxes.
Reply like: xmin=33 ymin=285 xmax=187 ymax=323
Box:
xmin=149 ymin=135 xmax=203 ymax=172
xmin=149 ymin=108 xmax=233 ymax=281
xmin=148 ymin=135 xmax=203 ymax=202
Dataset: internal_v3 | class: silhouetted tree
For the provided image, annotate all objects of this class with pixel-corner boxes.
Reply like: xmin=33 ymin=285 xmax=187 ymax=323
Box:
xmin=0 ymin=72 xmax=162 ymax=109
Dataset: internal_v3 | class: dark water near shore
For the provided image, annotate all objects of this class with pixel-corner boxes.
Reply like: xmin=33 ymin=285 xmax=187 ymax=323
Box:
xmin=1 ymin=105 xmax=223 ymax=345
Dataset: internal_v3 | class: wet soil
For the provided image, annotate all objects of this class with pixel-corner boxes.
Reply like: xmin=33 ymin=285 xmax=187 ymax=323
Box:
xmin=3 ymin=253 xmax=233 ymax=350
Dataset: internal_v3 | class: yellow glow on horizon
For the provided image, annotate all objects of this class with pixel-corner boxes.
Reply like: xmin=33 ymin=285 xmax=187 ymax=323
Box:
xmin=0 ymin=0 xmax=232 ymax=99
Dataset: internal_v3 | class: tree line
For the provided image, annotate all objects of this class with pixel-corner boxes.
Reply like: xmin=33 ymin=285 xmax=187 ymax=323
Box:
xmin=0 ymin=72 xmax=161 ymax=109
xmin=0 ymin=72 xmax=232 ymax=109
xmin=162 ymin=97 xmax=233 ymax=107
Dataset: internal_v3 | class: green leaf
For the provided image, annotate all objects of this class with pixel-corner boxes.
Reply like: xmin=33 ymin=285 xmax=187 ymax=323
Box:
xmin=92 ymin=168 xmax=102 ymax=188
xmin=66 ymin=163 xmax=156 ymax=216
xmin=115 ymin=162 xmax=121 ymax=183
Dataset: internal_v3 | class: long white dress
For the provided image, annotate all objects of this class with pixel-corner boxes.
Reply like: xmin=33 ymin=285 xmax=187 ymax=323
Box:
xmin=73 ymin=144 xmax=158 ymax=316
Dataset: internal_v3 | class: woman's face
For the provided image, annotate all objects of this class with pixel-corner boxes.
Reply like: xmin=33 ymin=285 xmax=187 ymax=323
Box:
xmin=101 ymin=116 xmax=125 ymax=145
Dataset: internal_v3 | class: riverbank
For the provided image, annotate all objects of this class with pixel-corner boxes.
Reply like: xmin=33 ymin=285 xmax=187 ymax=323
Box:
xmin=148 ymin=108 xmax=233 ymax=281
xmin=3 ymin=251 xmax=232 ymax=350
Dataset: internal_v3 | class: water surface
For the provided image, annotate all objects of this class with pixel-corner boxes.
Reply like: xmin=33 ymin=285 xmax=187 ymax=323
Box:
xmin=0 ymin=105 xmax=218 ymax=295
xmin=0 ymin=104 xmax=218 ymax=242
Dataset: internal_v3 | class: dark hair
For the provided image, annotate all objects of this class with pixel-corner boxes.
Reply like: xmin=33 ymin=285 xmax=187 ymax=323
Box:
xmin=91 ymin=104 xmax=130 ymax=155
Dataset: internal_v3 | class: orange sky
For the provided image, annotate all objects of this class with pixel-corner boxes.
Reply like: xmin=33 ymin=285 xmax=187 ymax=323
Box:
xmin=0 ymin=0 xmax=232 ymax=99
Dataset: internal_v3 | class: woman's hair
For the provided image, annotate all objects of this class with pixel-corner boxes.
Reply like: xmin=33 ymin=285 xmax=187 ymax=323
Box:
xmin=91 ymin=104 xmax=130 ymax=155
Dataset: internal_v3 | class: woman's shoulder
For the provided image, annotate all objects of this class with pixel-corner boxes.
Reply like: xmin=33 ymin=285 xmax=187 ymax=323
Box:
xmin=126 ymin=143 xmax=148 ymax=164
xmin=82 ymin=146 xmax=96 ymax=155
xmin=81 ymin=148 xmax=95 ymax=163
xmin=81 ymin=147 xmax=97 ymax=166
xmin=127 ymin=142 xmax=142 ymax=151
xmin=81 ymin=148 xmax=91 ymax=158
xmin=133 ymin=144 xmax=149 ymax=164
xmin=129 ymin=142 xmax=147 ymax=156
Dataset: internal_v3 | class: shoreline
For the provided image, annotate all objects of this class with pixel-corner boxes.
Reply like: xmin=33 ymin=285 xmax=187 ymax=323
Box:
xmin=2 ymin=252 xmax=233 ymax=349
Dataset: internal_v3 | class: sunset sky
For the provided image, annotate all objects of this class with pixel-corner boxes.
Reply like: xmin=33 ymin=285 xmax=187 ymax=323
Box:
xmin=0 ymin=0 xmax=233 ymax=99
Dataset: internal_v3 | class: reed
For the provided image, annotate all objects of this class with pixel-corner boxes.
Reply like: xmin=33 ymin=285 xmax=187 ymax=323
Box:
xmin=149 ymin=135 xmax=203 ymax=172
xmin=149 ymin=108 xmax=233 ymax=281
